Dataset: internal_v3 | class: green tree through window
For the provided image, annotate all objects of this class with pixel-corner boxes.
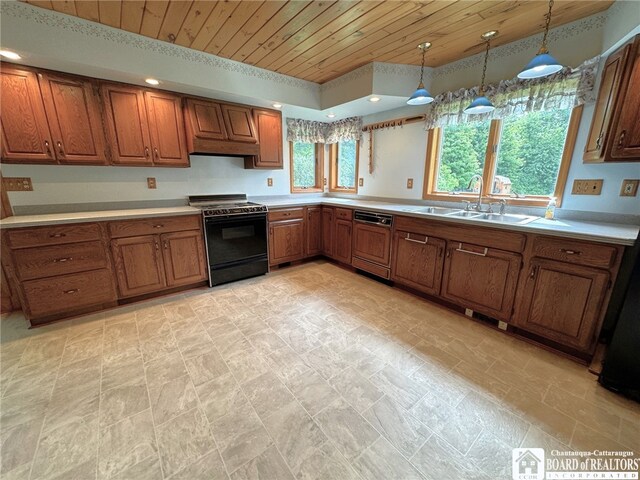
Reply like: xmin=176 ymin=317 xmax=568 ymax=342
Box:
xmin=292 ymin=142 xmax=317 ymax=188
xmin=493 ymin=108 xmax=572 ymax=196
xmin=436 ymin=121 xmax=491 ymax=192
xmin=337 ymin=139 xmax=357 ymax=188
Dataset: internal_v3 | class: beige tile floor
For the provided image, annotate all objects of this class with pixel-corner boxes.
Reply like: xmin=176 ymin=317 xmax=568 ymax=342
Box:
xmin=1 ymin=259 xmax=638 ymax=480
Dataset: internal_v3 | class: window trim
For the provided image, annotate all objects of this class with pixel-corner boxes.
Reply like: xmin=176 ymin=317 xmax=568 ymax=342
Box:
xmin=329 ymin=141 xmax=359 ymax=194
xmin=422 ymin=105 xmax=583 ymax=208
xmin=289 ymin=141 xmax=324 ymax=194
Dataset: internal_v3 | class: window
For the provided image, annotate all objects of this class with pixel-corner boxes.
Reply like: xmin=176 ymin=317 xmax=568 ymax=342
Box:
xmin=289 ymin=142 xmax=323 ymax=193
xmin=423 ymin=106 xmax=582 ymax=206
xmin=330 ymin=139 xmax=359 ymax=193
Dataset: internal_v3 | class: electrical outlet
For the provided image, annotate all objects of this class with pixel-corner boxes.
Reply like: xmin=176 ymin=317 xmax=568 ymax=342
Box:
xmin=267 ymin=178 xmax=273 ymax=187
xmin=358 ymin=178 xmax=364 ymax=187
xmin=498 ymin=321 xmax=508 ymax=331
xmin=571 ymin=179 xmax=603 ymax=195
xmin=464 ymin=308 xmax=474 ymax=318
xmin=2 ymin=177 xmax=33 ymax=191
xmin=407 ymin=178 xmax=414 ymax=189
xmin=147 ymin=177 xmax=157 ymax=189
xmin=324 ymin=177 xmax=327 ymax=186
xmin=620 ymin=179 xmax=639 ymax=197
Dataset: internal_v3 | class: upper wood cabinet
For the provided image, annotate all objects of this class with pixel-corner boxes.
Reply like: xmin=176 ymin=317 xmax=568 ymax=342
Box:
xmin=441 ymin=242 xmax=521 ymax=322
xmin=391 ymin=230 xmax=446 ymax=297
xmin=221 ymin=104 xmax=258 ymax=143
xmin=247 ymin=108 xmax=283 ymax=169
xmin=515 ymin=258 xmax=610 ymax=351
xmin=38 ymin=72 xmax=108 ymax=165
xmin=584 ymin=34 xmax=640 ymax=162
xmin=144 ymin=91 xmax=189 ymax=167
xmin=101 ymin=84 xmax=153 ymax=165
xmin=185 ymin=98 xmax=227 ymax=142
xmin=0 ymin=65 xmax=56 ymax=164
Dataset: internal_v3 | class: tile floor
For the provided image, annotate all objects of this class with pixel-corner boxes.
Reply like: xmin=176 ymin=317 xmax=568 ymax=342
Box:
xmin=1 ymin=260 xmax=638 ymax=480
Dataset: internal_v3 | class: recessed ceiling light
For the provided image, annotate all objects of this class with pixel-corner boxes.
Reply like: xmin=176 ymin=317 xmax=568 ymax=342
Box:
xmin=0 ymin=50 xmax=21 ymax=60
xmin=272 ymin=103 xmax=282 ymax=109
xmin=369 ymin=96 xmax=381 ymax=103
xmin=326 ymin=113 xmax=336 ymax=118
xmin=145 ymin=78 xmax=160 ymax=86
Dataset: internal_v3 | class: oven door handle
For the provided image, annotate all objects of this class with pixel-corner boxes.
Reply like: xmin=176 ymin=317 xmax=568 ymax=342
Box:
xmin=205 ymin=213 xmax=267 ymax=225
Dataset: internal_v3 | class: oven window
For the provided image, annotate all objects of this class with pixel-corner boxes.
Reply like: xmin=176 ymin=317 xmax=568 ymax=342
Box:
xmin=222 ymin=225 xmax=255 ymax=240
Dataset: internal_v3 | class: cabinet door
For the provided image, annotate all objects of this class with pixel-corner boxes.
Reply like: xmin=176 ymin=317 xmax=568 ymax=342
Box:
xmin=610 ymin=38 xmax=640 ymax=161
xmin=322 ymin=207 xmax=334 ymax=257
xmin=517 ymin=258 xmax=609 ymax=351
xmin=185 ymin=98 xmax=227 ymax=140
xmin=39 ymin=73 xmax=108 ymax=165
xmin=161 ymin=230 xmax=207 ymax=287
xmin=221 ymin=104 xmax=258 ymax=143
xmin=334 ymin=219 xmax=352 ymax=265
xmin=583 ymin=44 xmax=630 ymax=162
xmin=101 ymin=83 xmax=153 ymax=165
xmin=441 ymin=242 xmax=521 ymax=321
xmin=251 ymin=108 xmax=282 ymax=168
xmin=269 ymin=219 xmax=305 ymax=265
xmin=353 ymin=222 xmax=391 ymax=266
xmin=306 ymin=207 xmax=323 ymax=256
xmin=392 ymin=231 xmax=445 ymax=296
xmin=111 ymin=235 xmax=166 ymax=297
xmin=1 ymin=65 xmax=55 ymax=164
xmin=144 ymin=90 xmax=189 ymax=166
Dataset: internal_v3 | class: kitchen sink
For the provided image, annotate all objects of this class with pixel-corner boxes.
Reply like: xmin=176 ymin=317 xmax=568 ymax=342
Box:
xmin=411 ymin=206 xmax=463 ymax=214
xmin=445 ymin=210 xmax=481 ymax=217
xmin=474 ymin=213 xmax=538 ymax=224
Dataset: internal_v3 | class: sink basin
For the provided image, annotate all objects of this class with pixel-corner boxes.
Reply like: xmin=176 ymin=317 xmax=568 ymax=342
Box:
xmin=413 ymin=206 xmax=463 ymax=215
xmin=474 ymin=213 xmax=538 ymax=224
xmin=445 ymin=210 xmax=482 ymax=218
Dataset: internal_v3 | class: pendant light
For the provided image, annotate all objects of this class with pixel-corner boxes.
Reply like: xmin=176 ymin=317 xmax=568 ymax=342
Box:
xmin=465 ymin=31 xmax=497 ymax=115
xmin=407 ymin=42 xmax=434 ymax=105
xmin=518 ymin=0 xmax=563 ymax=79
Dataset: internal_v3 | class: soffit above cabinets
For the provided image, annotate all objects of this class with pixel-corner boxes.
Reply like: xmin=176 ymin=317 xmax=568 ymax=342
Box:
xmin=23 ymin=0 xmax=613 ymax=84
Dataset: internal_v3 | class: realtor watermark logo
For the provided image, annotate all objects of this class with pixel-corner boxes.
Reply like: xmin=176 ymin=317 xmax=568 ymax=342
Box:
xmin=513 ymin=448 xmax=545 ymax=480
xmin=512 ymin=448 xmax=639 ymax=480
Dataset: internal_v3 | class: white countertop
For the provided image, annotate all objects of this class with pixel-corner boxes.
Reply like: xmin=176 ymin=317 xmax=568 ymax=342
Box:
xmin=1 ymin=199 xmax=637 ymax=246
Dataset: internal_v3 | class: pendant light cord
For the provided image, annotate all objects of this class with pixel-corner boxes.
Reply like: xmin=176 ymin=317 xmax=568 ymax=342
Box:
xmin=540 ymin=0 xmax=554 ymax=53
xmin=479 ymin=38 xmax=491 ymax=95
xmin=418 ymin=45 xmax=426 ymax=86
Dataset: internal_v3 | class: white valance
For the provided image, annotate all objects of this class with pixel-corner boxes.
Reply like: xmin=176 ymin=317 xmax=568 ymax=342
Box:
xmin=424 ymin=56 xmax=600 ymax=129
xmin=286 ymin=116 xmax=362 ymax=144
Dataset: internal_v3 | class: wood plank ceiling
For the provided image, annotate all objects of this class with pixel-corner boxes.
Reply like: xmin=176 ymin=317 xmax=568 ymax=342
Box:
xmin=23 ymin=1 xmax=613 ymax=84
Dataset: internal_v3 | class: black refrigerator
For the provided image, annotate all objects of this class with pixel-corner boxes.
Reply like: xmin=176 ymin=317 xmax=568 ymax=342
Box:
xmin=599 ymin=251 xmax=640 ymax=401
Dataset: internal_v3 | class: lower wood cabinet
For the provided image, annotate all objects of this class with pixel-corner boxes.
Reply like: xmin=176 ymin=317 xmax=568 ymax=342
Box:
xmin=111 ymin=234 xmax=167 ymax=297
xmin=269 ymin=219 xmax=305 ymax=265
xmin=306 ymin=207 xmax=323 ymax=256
xmin=334 ymin=219 xmax=353 ymax=265
xmin=391 ymin=230 xmax=445 ymax=296
xmin=111 ymin=224 xmax=207 ymax=298
xmin=322 ymin=207 xmax=334 ymax=257
xmin=441 ymin=241 xmax=521 ymax=322
xmin=515 ymin=258 xmax=610 ymax=351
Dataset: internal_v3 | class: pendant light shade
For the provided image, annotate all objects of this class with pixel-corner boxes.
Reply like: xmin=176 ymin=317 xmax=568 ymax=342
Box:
xmin=518 ymin=0 xmax=563 ymax=79
xmin=407 ymin=42 xmax=434 ymax=106
xmin=465 ymin=31 xmax=497 ymax=115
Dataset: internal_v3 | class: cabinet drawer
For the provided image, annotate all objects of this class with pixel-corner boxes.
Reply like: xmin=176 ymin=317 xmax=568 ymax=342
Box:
xmin=268 ymin=208 xmax=304 ymax=222
xmin=335 ymin=208 xmax=353 ymax=220
xmin=6 ymin=223 xmax=101 ymax=249
xmin=13 ymin=241 xmax=109 ymax=281
xmin=23 ymin=269 xmax=116 ymax=318
xmin=532 ymin=237 xmax=618 ymax=269
xmin=108 ymin=215 xmax=201 ymax=238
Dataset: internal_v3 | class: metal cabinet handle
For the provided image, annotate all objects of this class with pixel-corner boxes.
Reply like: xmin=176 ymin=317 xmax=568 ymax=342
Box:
xmin=145 ymin=146 xmax=150 ymax=158
xmin=155 ymin=241 xmax=159 ymax=251
xmin=404 ymin=233 xmax=428 ymax=244
xmin=163 ymin=241 xmax=168 ymax=249
xmin=595 ymin=131 xmax=603 ymax=150
xmin=154 ymin=147 xmax=159 ymax=160
xmin=44 ymin=140 xmax=53 ymax=157
xmin=455 ymin=243 xmax=488 ymax=257
xmin=530 ymin=266 xmax=537 ymax=279
xmin=56 ymin=141 xmax=65 ymax=156
xmin=49 ymin=233 xmax=66 ymax=238
xmin=560 ymin=248 xmax=581 ymax=255
xmin=53 ymin=257 xmax=73 ymax=263
xmin=617 ymin=130 xmax=626 ymax=148
xmin=283 ymin=212 xmax=291 ymax=216
xmin=63 ymin=289 xmax=79 ymax=294
xmin=152 ymin=224 xmax=164 ymax=229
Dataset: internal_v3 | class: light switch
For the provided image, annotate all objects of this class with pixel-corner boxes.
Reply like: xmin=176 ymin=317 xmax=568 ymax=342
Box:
xmin=267 ymin=178 xmax=273 ymax=187
xmin=407 ymin=178 xmax=414 ymax=189
xmin=620 ymin=179 xmax=639 ymax=197
xmin=147 ymin=177 xmax=157 ymax=189
xmin=358 ymin=178 xmax=364 ymax=187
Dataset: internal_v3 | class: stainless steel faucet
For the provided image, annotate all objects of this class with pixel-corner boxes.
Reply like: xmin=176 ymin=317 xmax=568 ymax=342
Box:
xmin=467 ymin=174 xmax=483 ymax=211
